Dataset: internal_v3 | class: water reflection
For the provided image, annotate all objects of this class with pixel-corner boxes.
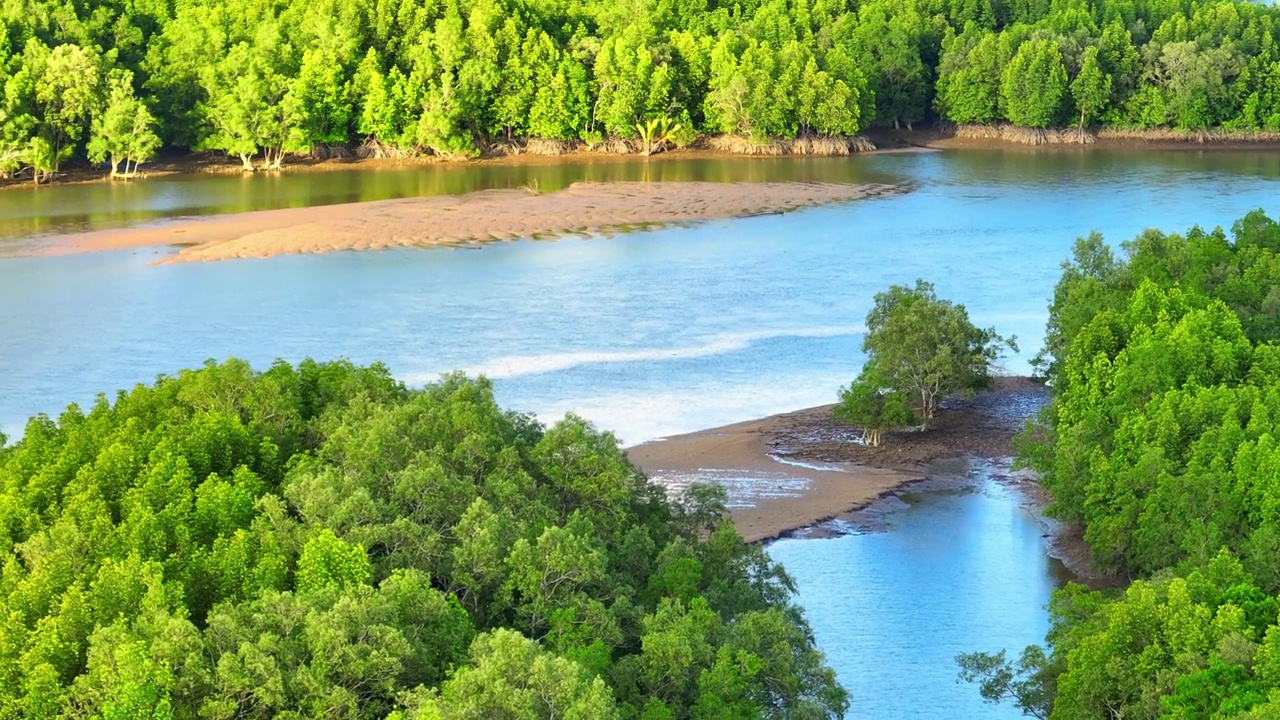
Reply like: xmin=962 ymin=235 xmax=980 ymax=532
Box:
xmin=768 ymin=476 xmax=1072 ymax=719
xmin=0 ymin=155 xmax=898 ymax=240
xmin=5 ymin=148 xmax=1279 ymax=242
xmin=2 ymin=150 xmax=1279 ymax=443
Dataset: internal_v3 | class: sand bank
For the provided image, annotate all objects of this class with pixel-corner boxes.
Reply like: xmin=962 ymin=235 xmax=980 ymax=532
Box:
xmin=625 ymin=378 xmax=1067 ymax=546
xmin=628 ymin=378 xmax=1111 ymax=584
xmin=627 ymin=408 xmax=920 ymax=543
xmin=31 ymin=180 xmax=905 ymax=263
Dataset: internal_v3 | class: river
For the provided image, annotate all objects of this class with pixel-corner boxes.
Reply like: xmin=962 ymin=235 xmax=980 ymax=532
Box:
xmin=769 ymin=463 xmax=1075 ymax=718
xmin=2 ymin=148 xmax=1278 ymax=716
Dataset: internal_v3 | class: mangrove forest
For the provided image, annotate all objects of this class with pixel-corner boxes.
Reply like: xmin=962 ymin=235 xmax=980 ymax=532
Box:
xmin=962 ymin=209 xmax=1280 ymax=719
xmin=8 ymin=0 xmax=1280 ymax=176
xmin=0 ymin=362 xmax=847 ymax=718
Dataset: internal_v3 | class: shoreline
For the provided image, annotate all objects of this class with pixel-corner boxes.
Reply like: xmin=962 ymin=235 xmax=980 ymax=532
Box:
xmin=626 ymin=407 xmax=923 ymax=544
xmin=0 ymin=144 xmax=932 ymax=190
xmin=870 ymin=126 xmax=1280 ymax=153
xmin=626 ymin=377 xmax=1113 ymax=585
xmin=8 ymin=125 xmax=1280 ymax=190
xmin=22 ymin=180 xmax=907 ymax=263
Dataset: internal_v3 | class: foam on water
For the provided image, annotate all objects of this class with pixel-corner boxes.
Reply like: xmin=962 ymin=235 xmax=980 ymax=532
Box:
xmin=766 ymin=454 xmax=845 ymax=472
xmin=403 ymin=325 xmax=864 ymax=383
xmin=514 ymin=373 xmax=852 ymax=446
xmin=649 ymin=469 xmax=811 ymax=509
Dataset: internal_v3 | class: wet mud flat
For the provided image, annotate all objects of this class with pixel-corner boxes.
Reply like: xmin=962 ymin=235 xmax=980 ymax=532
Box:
xmin=769 ymin=378 xmax=1115 ymax=585
xmin=630 ymin=374 xmax=1111 ymax=583
xmin=628 ymin=377 xmax=1048 ymax=543
xmin=767 ymin=375 xmax=1051 ymax=472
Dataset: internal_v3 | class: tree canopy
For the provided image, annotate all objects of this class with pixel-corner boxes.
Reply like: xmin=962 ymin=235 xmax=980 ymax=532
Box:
xmin=961 ymin=210 xmax=1280 ymax=719
xmin=832 ymin=359 xmax=916 ymax=447
xmin=7 ymin=0 xmax=1280 ymax=178
xmin=0 ymin=359 xmax=847 ymax=718
xmin=834 ymin=279 xmax=1011 ymax=442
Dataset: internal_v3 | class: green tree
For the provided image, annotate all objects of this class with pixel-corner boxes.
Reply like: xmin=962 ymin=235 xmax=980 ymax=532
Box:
xmin=31 ymin=41 xmax=101 ymax=176
xmin=847 ymin=0 xmax=930 ymax=129
xmin=861 ymin=280 xmax=1013 ymax=428
xmin=955 ymin=647 xmax=1053 ymax=719
xmin=594 ymin=26 xmax=676 ymax=139
xmin=0 ymin=64 xmax=37 ymax=178
xmin=291 ymin=48 xmax=353 ymax=147
xmin=0 ymin=360 xmax=846 ymax=716
xmin=296 ymin=528 xmax=373 ymax=593
xmin=407 ymin=629 xmax=619 ymax=719
xmin=87 ymin=70 xmax=161 ymax=178
xmin=1096 ymin=20 xmax=1142 ymax=123
xmin=528 ymin=56 xmax=592 ymax=141
xmin=353 ymin=51 xmax=417 ymax=152
xmin=1153 ymin=41 xmax=1242 ymax=130
xmin=832 ymin=360 xmax=917 ymax=446
xmin=1070 ymin=45 xmax=1111 ymax=129
xmin=198 ymin=29 xmax=307 ymax=170
xmin=22 ymin=135 xmax=57 ymax=184
xmin=1001 ymin=38 xmax=1068 ymax=127
xmin=936 ymin=25 xmax=1006 ymax=124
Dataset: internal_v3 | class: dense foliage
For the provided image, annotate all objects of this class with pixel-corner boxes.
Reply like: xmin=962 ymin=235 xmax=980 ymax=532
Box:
xmin=0 ymin=359 xmax=846 ymax=718
xmin=1032 ymin=209 xmax=1280 ymax=581
xmin=8 ymin=0 xmax=1280 ymax=177
xmin=961 ymin=210 xmax=1280 ymax=718
xmin=833 ymin=279 xmax=1010 ymax=444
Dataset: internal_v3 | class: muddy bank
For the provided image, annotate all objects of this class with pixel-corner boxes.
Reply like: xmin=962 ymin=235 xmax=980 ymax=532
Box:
xmin=777 ymin=374 xmax=1112 ymax=584
xmin=629 ymin=376 xmax=1112 ymax=585
xmin=769 ymin=375 xmax=1049 ymax=472
xmin=627 ymin=376 xmax=1043 ymax=544
xmin=1 ymin=142 xmax=934 ymax=190
xmin=985 ymin=458 xmax=1123 ymax=588
xmin=28 ymin=180 xmax=906 ymax=263
xmin=866 ymin=125 xmax=1280 ymax=153
xmin=627 ymin=412 xmax=919 ymax=544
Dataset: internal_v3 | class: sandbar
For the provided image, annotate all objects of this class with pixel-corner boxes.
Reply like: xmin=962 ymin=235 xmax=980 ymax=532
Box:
xmin=627 ymin=408 xmax=919 ymax=543
xmin=29 ymin=180 xmax=905 ymax=263
xmin=625 ymin=377 xmax=1057 ymax=544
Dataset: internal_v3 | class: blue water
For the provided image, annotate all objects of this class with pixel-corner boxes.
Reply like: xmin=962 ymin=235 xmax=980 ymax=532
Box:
xmin=3 ymin=149 xmax=1277 ymax=445
xmin=2 ymin=148 xmax=1278 ymax=716
xmin=769 ymin=475 xmax=1072 ymax=718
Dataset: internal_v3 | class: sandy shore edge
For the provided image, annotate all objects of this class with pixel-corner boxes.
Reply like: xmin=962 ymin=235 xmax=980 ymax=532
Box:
xmin=626 ymin=407 xmax=923 ymax=543
xmin=5 ymin=126 xmax=1271 ymax=191
xmin=627 ymin=380 xmax=1110 ymax=584
xmin=22 ymin=180 xmax=907 ymax=264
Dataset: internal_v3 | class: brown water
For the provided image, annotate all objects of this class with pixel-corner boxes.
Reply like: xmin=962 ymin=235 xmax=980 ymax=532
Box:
xmin=4 ymin=147 xmax=1280 ymax=242
xmin=0 ymin=155 xmax=898 ymax=240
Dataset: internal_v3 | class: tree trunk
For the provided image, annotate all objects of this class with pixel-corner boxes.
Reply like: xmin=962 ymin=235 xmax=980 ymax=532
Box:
xmin=261 ymin=147 xmax=286 ymax=170
xmin=239 ymin=153 xmax=255 ymax=171
xmin=894 ymin=117 xmax=900 ymax=130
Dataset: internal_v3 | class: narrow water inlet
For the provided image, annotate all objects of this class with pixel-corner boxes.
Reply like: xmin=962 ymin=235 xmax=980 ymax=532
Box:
xmin=767 ymin=466 xmax=1073 ymax=719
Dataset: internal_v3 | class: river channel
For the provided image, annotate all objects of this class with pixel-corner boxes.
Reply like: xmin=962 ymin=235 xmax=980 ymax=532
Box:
xmin=2 ymin=147 xmax=1278 ymax=715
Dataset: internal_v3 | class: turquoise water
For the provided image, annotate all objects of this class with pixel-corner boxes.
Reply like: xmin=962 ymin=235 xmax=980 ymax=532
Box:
xmin=3 ymin=149 xmax=1277 ymax=444
xmin=769 ymin=469 xmax=1073 ymax=718
xmin=2 ymin=148 xmax=1278 ymax=716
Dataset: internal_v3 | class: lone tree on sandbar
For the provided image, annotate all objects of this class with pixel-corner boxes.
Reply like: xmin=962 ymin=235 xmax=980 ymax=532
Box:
xmin=834 ymin=279 xmax=1015 ymax=444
